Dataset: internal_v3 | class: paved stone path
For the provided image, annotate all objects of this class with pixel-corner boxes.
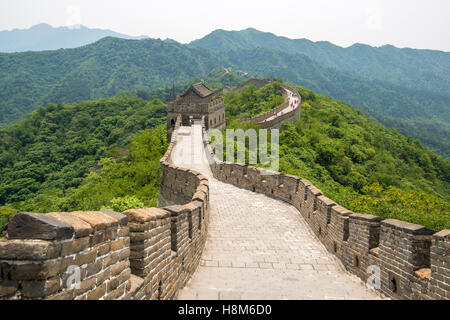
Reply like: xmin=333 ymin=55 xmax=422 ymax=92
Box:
xmin=172 ymin=124 xmax=382 ymax=300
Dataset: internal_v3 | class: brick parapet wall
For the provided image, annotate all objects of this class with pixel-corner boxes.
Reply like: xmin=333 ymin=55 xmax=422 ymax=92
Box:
xmin=205 ymin=149 xmax=449 ymax=300
xmin=0 ymin=114 xmax=210 ymax=300
xmin=0 ymin=210 xmax=131 ymax=300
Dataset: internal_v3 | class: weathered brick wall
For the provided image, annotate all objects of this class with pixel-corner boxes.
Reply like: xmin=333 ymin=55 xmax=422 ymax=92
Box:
xmin=0 ymin=210 xmax=131 ymax=300
xmin=206 ymin=150 xmax=449 ymax=300
xmin=0 ymin=114 xmax=210 ymax=300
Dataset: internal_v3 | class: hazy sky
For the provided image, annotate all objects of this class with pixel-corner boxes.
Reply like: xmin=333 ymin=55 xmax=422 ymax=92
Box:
xmin=1 ymin=0 xmax=449 ymax=51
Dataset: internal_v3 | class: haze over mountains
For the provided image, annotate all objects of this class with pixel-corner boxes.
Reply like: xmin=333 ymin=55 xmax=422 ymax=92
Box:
xmin=0 ymin=23 xmax=148 ymax=52
xmin=0 ymin=25 xmax=449 ymax=157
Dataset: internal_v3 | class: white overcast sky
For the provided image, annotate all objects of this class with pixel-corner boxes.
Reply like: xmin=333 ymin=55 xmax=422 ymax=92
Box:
xmin=1 ymin=0 xmax=449 ymax=51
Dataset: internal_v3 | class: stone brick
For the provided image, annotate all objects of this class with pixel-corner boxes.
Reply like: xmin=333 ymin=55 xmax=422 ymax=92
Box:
xmin=0 ymin=280 xmax=18 ymax=298
xmin=0 ymin=239 xmax=59 ymax=260
xmin=74 ymin=249 xmax=97 ymax=266
xmin=71 ymin=211 xmax=118 ymax=231
xmin=46 ymin=288 xmax=74 ymax=300
xmin=85 ymin=260 xmax=103 ymax=278
xmin=86 ymin=283 xmax=107 ymax=300
xmin=103 ymin=252 xmax=119 ymax=268
xmin=7 ymin=212 xmax=74 ymax=240
xmin=47 ymin=212 xmax=92 ymax=238
xmin=101 ymin=209 xmax=128 ymax=226
xmin=95 ymin=268 xmax=111 ymax=286
xmin=74 ymin=277 xmax=97 ymax=296
xmin=111 ymin=261 xmax=129 ymax=277
xmin=61 ymin=237 xmax=89 ymax=256
xmin=8 ymin=260 xmax=62 ymax=281
xmin=22 ymin=277 xmax=60 ymax=298
xmin=96 ymin=242 xmax=111 ymax=256
xmin=110 ymin=239 xmax=125 ymax=251
xmin=118 ymin=248 xmax=130 ymax=261
xmin=124 ymin=208 xmax=170 ymax=223
xmin=89 ymin=231 xmax=105 ymax=246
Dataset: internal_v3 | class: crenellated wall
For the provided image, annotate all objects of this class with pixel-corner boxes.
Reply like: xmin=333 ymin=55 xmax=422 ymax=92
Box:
xmin=1 ymin=81 xmax=448 ymax=300
xmin=239 ymin=84 xmax=302 ymax=129
xmin=203 ymin=133 xmax=450 ymax=300
xmin=0 ymin=115 xmax=210 ymax=300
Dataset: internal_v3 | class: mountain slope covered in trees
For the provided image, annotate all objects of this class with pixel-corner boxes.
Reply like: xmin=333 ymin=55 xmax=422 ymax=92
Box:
xmin=0 ymin=34 xmax=448 ymax=156
xmin=0 ymin=95 xmax=168 ymax=235
xmin=191 ymin=28 xmax=450 ymax=96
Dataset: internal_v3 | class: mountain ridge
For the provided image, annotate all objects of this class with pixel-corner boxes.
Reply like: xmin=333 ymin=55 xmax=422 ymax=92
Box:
xmin=0 ymin=23 xmax=148 ymax=52
xmin=0 ymin=32 xmax=449 ymax=156
xmin=190 ymin=28 xmax=450 ymax=96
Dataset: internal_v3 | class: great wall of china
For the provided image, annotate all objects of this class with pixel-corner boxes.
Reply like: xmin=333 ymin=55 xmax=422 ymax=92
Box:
xmin=0 ymin=81 xmax=448 ymax=300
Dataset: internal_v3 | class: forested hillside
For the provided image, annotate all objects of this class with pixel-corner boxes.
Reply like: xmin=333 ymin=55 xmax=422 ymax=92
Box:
xmin=225 ymin=85 xmax=450 ymax=231
xmin=0 ymin=37 xmax=220 ymax=126
xmin=0 ymin=34 xmax=448 ymax=157
xmin=0 ymin=95 xmax=168 ymax=233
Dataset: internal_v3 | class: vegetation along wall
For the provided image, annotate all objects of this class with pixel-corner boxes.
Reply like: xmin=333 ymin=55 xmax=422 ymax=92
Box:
xmin=0 ymin=115 xmax=210 ymax=300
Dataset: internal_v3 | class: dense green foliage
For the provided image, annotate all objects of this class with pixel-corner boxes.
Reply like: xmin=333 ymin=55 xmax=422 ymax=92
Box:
xmin=0 ymin=96 xmax=168 ymax=233
xmin=221 ymin=47 xmax=450 ymax=157
xmin=0 ymin=37 xmax=219 ymax=126
xmin=223 ymin=82 xmax=284 ymax=119
xmin=222 ymin=86 xmax=450 ymax=231
xmin=0 ymin=34 xmax=448 ymax=156
xmin=192 ymin=29 xmax=450 ymax=157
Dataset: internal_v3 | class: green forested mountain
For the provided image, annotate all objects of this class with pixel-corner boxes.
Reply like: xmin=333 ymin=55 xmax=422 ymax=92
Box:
xmin=0 ymin=95 xmax=168 ymax=234
xmin=225 ymin=85 xmax=450 ymax=231
xmin=191 ymin=28 xmax=450 ymax=96
xmin=222 ymin=47 xmax=450 ymax=157
xmin=0 ymin=37 xmax=220 ymax=126
xmin=0 ymin=34 xmax=448 ymax=157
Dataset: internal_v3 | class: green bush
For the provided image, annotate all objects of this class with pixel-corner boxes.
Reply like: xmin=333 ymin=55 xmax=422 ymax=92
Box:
xmin=103 ymin=196 xmax=146 ymax=213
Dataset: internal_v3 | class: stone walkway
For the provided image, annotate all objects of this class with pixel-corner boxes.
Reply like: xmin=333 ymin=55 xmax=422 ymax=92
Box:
xmin=172 ymin=124 xmax=382 ymax=300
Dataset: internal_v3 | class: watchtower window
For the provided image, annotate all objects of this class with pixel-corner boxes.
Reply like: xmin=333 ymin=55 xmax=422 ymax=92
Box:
xmin=171 ymin=119 xmax=175 ymax=127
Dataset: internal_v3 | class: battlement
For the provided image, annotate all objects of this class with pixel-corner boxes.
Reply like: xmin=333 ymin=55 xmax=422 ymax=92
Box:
xmin=0 ymin=115 xmax=210 ymax=300
xmin=204 ymin=134 xmax=449 ymax=300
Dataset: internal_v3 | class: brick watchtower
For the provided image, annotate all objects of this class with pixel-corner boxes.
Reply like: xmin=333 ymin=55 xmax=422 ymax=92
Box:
xmin=167 ymin=83 xmax=226 ymax=132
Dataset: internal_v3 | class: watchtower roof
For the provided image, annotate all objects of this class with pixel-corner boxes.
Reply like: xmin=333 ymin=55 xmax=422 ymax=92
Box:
xmin=181 ymin=83 xmax=214 ymax=98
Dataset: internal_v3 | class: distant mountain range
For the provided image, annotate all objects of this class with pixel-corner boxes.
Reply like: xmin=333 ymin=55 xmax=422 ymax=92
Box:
xmin=191 ymin=28 xmax=450 ymax=97
xmin=0 ymin=23 xmax=148 ymax=52
xmin=0 ymin=26 xmax=448 ymax=157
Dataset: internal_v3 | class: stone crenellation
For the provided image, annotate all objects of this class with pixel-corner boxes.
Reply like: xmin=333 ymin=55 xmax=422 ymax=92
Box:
xmin=0 ymin=115 xmax=210 ymax=300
